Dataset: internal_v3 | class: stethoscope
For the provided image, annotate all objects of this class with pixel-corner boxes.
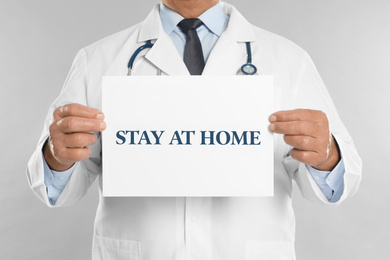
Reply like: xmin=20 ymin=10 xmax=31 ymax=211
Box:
xmin=127 ymin=40 xmax=257 ymax=76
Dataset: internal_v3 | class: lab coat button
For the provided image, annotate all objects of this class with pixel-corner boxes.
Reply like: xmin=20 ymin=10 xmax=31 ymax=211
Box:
xmin=191 ymin=216 xmax=197 ymax=221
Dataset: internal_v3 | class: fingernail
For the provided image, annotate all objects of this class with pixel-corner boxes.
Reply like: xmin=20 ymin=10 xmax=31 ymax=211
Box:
xmin=268 ymin=123 xmax=275 ymax=132
xmin=269 ymin=115 xmax=276 ymax=122
xmin=97 ymin=113 xmax=104 ymax=120
xmin=100 ymin=121 xmax=106 ymax=130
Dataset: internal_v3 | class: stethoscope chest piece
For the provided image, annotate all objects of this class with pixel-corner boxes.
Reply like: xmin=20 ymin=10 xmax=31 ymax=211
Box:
xmin=241 ymin=63 xmax=257 ymax=75
xmin=238 ymin=42 xmax=258 ymax=75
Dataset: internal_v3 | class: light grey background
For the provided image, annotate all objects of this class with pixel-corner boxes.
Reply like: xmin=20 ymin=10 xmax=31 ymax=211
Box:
xmin=1 ymin=0 xmax=389 ymax=259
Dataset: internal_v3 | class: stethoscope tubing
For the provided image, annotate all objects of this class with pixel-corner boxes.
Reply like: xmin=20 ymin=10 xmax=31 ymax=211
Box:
xmin=240 ymin=42 xmax=257 ymax=75
xmin=128 ymin=40 xmax=257 ymax=75
xmin=127 ymin=40 xmax=154 ymax=74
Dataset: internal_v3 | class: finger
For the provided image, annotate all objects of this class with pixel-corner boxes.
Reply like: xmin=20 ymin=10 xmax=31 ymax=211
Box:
xmin=63 ymin=133 xmax=98 ymax=148
xmin=283 ymin=135 xmax=320 ymax=152
xmin=50 ymin=140 xmax=93 ymax=162
xmin=269 ymin=121 xmax=318 ymax=136
xmin=290 ymin=148 xmax=325 ymax=166
xmin=284 ymin=135 xmax=318 ymax=151
xmin=57 ymin=147 xmax=93 ymax=162
xmin=269 ymin=109 xmax=326 ymax=123
xmin=57 ymin=117 xmax=106 ymax=133
xmin=54 ymin=103 xmax=104 ymax=120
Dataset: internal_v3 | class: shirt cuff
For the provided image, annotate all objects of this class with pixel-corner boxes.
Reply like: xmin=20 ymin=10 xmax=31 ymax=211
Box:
xmin=306 ymin=159 xmax=345 ymax=203
xmin=42 ymin=155 xmax=76 ymax=205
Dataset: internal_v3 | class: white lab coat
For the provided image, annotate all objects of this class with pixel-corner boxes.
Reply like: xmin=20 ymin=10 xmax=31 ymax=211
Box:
xmin=27 ymin=3 xmax=361 ymax=260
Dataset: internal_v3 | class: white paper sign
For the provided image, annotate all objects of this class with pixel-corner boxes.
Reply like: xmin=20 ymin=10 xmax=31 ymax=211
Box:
xmin=102 ymin=76 xmax=274 ymax=197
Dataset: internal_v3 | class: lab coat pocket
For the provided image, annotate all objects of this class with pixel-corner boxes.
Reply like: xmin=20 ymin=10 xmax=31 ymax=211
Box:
xmin=245 ymin=241 xmax=294 ymax=260
xmin=92 ymin=235 xmax=141 ymax=260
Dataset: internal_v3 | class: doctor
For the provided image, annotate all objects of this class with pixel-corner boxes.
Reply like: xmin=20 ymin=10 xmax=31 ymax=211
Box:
xmin=27 ymin=0 xmax=361 ymax=259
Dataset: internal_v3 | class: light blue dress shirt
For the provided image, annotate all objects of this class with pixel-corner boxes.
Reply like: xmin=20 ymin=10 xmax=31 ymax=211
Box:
xmin=43 ymin=1 xmax=345 ymax=205
xmin=43 ymin=159 xmax=76 ymax=205
xmin=159 ymin=2 xmax=229 ymax=62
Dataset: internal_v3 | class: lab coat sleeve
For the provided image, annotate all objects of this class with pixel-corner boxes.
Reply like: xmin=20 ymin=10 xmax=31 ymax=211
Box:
xmin=282 ymin=51 xmax=362 ymax=205
xmin=26 ymin=49 xmax=101 ymax=208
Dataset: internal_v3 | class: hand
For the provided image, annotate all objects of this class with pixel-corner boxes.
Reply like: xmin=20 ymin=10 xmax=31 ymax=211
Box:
xmin=268 ymin=109 xmax=340 ymax=171
xmin=43 ymin=103 xmax=106 ymax=171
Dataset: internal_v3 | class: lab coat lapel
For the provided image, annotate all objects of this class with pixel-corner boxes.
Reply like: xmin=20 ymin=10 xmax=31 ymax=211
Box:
xmin=202 ymin=3 xmax=257 ymax=75
xmin=144 ymin=35 xmax=190 ymax=75
xmin=103 ymin=35 xmax=136 ymax=76
xmin=104 ymin=3 xmax=257 ymax=76
xmin=140 ymin=5 xmax=189 ymax=75
xmin=105 ymin=4 xmax=188 ymax=76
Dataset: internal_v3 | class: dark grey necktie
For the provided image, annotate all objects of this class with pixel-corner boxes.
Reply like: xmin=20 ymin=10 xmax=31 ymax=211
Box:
xmin=178 ymin=18 xmax=205 ymax=75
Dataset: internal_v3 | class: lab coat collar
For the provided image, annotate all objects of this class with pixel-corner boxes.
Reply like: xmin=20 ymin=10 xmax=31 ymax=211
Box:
xmin=220 ymin=2 xmax=257 ymax=42
xmin=105 ymin=3 xmax=258 ymax=76
xmin=104 ymin=4 xmax=189 ymax=76
xmin=202 ymin=2 xmax=257 ymax=75
xmin=138 ymin=4 xmax=163 ymax=43
xmin=140 ymin=4 xmax=189 ymax=75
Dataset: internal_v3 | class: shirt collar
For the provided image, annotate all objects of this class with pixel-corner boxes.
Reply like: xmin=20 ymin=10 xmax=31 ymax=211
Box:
xmin=160 ymin=1 xmax=228 ymax=37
